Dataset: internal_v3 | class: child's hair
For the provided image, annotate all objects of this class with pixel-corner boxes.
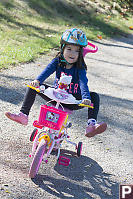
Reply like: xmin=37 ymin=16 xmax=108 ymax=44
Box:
xmin=56 ymin=44 xmax=87 ymax=70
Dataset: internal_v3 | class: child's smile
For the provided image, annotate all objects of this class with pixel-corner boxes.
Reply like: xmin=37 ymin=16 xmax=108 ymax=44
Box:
xmin=63 ymin=44 xmax=80 ymax=64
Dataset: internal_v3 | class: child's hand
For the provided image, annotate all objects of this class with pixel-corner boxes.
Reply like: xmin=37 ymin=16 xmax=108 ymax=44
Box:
xmin=81 ymin=99 xmax=91 ymax=105
xmin=30 ymin=80 xmax=40 ymax=87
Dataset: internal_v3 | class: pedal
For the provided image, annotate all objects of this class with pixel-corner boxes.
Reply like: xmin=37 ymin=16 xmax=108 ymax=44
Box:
xmin=58 ymin=156 xmax=70 ymax=166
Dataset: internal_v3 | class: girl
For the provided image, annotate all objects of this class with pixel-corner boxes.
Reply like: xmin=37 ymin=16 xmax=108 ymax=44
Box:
xmin=5 ymin=28 xmax=107 ymax=138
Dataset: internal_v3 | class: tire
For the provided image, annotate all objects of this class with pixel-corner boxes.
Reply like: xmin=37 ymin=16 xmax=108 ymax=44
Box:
xmin=77 ymin=142 xmax=82 ymax=157
xmin=29 ymin=139 xmax=47 ymax=178
xmin=30 ymin=128 xmax=38 ymax=142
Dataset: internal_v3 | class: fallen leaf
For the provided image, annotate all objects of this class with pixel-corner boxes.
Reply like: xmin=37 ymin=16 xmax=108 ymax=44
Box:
xmin=129 ymin=26 xmax=133 ymax=30
xmin=97 ymin=35 xmax=102 ymax=39
xmin=107 ymin=15 xmax=111 ymax=19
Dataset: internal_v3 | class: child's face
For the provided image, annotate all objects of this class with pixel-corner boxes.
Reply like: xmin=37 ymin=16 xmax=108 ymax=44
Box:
xmin=63 ymin=44 xmax=80 ymax=64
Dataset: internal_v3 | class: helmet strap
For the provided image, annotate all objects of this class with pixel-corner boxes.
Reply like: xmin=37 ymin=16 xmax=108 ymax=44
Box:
xmin=60 ymin=54 xmax=73 ymax=65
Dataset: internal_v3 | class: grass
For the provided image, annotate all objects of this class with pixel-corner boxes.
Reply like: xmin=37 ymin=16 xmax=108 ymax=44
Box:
xmin=0 ymin=0 xmax=133 ymax=69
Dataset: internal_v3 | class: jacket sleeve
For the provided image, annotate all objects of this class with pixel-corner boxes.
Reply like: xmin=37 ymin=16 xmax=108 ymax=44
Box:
xmin=36 ymin=58 xmax=58 ymax=84
xmin=78 ymin=69 xmax=91 ymax=100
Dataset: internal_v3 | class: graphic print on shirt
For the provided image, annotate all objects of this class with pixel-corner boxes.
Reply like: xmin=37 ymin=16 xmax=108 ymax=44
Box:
xmin=55 ymin=72 xmax=79 ymax=94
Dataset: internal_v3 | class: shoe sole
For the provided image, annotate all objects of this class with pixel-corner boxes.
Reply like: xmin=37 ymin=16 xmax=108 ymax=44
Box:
xmin=85 ymin=123 xmax=107 ymax=138
xmin=5 ymin=112 xmax=27 ymax=126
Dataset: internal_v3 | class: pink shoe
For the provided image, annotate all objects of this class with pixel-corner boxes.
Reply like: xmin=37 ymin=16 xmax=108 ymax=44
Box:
xmin=5 ymin=112 xmax=28 ymax=125
xmin=85 ymin=122 xmax=107 ymax=138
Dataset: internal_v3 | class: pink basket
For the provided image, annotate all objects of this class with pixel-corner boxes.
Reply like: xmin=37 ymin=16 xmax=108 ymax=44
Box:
xmin=38 ymin=105 xmax=68 ymax=130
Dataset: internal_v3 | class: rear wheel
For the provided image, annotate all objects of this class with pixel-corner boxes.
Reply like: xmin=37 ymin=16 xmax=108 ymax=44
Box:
xmin=77 ymin=142 xmax=82 ymax=157
xmin=29 ymin=139 xmax=47 ymax=178
xmin=30 ymin=128 xmax=38 ymax=142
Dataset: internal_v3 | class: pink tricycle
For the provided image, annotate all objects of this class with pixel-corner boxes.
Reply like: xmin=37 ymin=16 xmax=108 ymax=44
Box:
xmin=28 ymin=81 xmax=93 ymax=178
xmin=28 ymin=42 xmax=97 ymax=178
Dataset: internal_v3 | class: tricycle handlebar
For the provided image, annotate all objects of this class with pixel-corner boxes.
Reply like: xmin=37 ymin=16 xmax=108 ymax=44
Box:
xmin=26 ymin=84 xmax=94 ymax=109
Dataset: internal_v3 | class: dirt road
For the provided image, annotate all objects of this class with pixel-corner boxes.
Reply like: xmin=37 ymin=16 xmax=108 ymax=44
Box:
xmin=0 ymin=34 xmax=133 ymax=199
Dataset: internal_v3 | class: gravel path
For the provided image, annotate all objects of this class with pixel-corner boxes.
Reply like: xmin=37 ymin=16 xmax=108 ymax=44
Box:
xmin=0 ymin=35 xmax=133 ymax=199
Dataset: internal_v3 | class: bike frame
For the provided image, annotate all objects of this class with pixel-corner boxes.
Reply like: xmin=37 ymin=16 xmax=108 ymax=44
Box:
xmin=28 ymin=84 xmax=93 ymax=162
xmin=30 ymin=99 xmax=77 ymax=163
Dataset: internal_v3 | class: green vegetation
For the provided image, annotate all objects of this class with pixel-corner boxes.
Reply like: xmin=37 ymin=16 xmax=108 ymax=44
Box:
xmin=0 ymin=0 xmax=133 ymax=69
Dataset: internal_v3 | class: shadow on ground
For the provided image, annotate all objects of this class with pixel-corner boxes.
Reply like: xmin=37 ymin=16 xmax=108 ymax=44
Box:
xmin=0 ymin=85 xmax=24 ymax=104
xmin=0 ymin=74 xmax=32 ymax=104
xmin=32 ymin=149 xmax=118 ymax=199
xmin=86 ymin=56 xmax=133 ymax=67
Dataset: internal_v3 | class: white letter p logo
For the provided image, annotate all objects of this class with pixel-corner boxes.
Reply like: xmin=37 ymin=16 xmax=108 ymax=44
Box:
xmin=122 ymin=186 xmax=132 ymax=198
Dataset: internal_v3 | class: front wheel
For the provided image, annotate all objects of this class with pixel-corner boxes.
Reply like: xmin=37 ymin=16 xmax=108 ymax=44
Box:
xmin=29 ymin=139 xmax=47 ymax=178
xmin=77 ymin=142 xmax=83 ymax=157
